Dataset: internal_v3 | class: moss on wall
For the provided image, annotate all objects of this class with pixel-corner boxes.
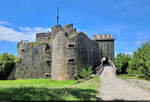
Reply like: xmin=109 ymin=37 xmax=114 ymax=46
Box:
xmin=30 ymin=42 xmax=41 ymax=47
xmin=15 ymin=57 xmax=21 ymax=63
xmin=69 ymin=32 xmax=77 ymax=38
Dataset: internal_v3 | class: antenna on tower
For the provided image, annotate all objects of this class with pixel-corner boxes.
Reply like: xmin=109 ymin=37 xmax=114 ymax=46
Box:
xmin=57 ymin=6 xmax=59 ymax=26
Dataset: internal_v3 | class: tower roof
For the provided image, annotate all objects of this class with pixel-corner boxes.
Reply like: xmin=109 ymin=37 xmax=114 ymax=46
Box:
xmin=93 ymin=34 xmax=114 ymax=41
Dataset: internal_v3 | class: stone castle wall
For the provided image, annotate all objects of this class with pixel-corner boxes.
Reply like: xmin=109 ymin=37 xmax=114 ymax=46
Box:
xmin=52 ymin=30 xmax=101 ymax=80
xmin=36 ymin=32 xmax=51 ymax=44
xmin=10 ymin=24 xmax=114 ymax=80
xmin=13 ymin=42 xmax=51 ymax=79
xmin=75 ymin=32 xmax=100 ymax=70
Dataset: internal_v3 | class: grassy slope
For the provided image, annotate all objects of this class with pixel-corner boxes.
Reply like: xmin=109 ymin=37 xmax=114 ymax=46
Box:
xmin=0 ymin=75 xmax=100 ymax=101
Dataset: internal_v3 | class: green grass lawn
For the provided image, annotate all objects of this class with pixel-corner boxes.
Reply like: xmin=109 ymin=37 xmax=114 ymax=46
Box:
xmin=117 ymin=74 xmax=150 ymax=82
xmin=0 ymin=75 xmax=100 ymax=101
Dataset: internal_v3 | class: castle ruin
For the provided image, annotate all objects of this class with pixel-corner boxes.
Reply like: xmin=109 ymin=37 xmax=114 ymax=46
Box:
xmin=9 ymin=8 xmax=114 ymax=80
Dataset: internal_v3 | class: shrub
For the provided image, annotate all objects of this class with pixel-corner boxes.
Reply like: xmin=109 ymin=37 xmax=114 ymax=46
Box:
xmin=0 ymin=52 xmax=16 ymax=80
xmin=115 ymin=53 xmax=131 ymax=74
xmin=80 ymin=65 xmax=93 ymax=79
xmin=0 ymin=61 xmax=15 ymax=80
xmin=128 ymin=42 xmax=150 ymax=80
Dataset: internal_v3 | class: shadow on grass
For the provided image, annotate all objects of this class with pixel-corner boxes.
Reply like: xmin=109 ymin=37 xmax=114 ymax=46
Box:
xmin=0 ymin=87 xmax=100 ymax=101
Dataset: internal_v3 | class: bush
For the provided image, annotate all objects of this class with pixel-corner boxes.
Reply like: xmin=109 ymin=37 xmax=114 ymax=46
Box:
xmin=116 ymin=42 xmax=150 ymax=80
xmin=115 ymin=53 xmax=131 ymax=74
xmin=0 ymin=61 xmax=15 ymax=80
xmin=0 ymin=52 xmax=16 ymax=80
xmin=80 ymin=65 xmax=93 ymax=79
xmin=128 ymin=42 xmax=150 ymax=80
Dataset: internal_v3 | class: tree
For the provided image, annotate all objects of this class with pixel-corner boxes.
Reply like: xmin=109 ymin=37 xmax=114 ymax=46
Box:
xmin=0 ymin=52 xmax=16 ymax=80
xmin=128 ymin=42 xmax=150 ymax=79
xmin=0 ymin=52 xmax=16 ymax=62
xmin=115 ymin=53 xmax=131 ymax=74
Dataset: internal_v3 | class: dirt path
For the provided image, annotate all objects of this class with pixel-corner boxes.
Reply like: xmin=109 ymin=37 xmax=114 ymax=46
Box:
xmin=98 ymin=65 xmax=150 ymax=100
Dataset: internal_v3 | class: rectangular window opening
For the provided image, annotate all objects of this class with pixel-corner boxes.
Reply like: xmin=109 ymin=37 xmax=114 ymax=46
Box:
xmin=68 ymin=59 xmax=75 ymax=63
xmin=44 ymin=73 xmax=51 ymax=78
xmin=20 ymin=49 xmax=25 ymax=52
xmin=68 ymin=44 xmax=75 ymax=48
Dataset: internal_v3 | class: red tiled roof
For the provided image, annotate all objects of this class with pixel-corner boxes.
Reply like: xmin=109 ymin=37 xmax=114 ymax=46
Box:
xmin=93 ymin=34 xmax=114 ymax=40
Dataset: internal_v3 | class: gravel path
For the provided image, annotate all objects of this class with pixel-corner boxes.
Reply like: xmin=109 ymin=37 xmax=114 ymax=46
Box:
xmin=126 ymin=79 xmax=150 ymax=91
xmin=98 ymin=65 xmax=150 ymax=100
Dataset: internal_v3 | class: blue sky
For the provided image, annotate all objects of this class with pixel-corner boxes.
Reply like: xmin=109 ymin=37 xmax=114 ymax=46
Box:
xmin=0 ymin=0 xmax=150 ymax=56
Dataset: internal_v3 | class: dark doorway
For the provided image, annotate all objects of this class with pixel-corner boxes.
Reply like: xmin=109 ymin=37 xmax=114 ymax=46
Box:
xmin=102 ymin=57 xmax=108 ymax=64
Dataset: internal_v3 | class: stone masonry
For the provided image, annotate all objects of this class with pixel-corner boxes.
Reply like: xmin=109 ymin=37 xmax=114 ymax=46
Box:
xmin=9 ymin=24 xmax=114 ymax=80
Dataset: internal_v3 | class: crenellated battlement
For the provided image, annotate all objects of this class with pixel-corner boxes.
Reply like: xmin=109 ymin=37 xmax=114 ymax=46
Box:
xmin=36 ymin=32 xmax=51 ymax=43
xmin=63 ymin=24 xmax=76 ymax=34
xmin=35 ymin=24 xmax=77 ymax=43
xmin=51 ymin=25 xmax=62 ymax=34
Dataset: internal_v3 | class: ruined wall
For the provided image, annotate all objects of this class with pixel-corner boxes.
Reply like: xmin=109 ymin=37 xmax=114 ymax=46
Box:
xmin=96 ymin=40 xmax=114 ymax=61
xmin=52 ymin=27 xmax=100 ymax=80
xmin=14 ymin=42 xmax=51 ymax=79
xmin=9 ymin=23 xmax=114 ymax=80
xmin=63 ymin=24 xmax=76 ymax=34
xmin=36 ymin=32 xmax=51 ymax=43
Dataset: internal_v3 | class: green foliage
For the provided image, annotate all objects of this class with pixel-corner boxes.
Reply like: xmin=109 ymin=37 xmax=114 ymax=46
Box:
xmin=0 ymin=52 xmax=16 ymax=80
xmin=15 ymin=57 xmax=21 ymax=63
xmin=117 ymin=74 xmax=150 ymax=82
xmin=0 ymin=52 xmax=16 ymax=62
xmin=80 ymin=65 xmax=93 ymax=79
xmin=128 ymin=42 xmax=150 ymax=80
xmin=115 ymin=53 xmax=131 ymax=74
xmin=116 ymin=42 xmax=150 ymax=80
xmin=0 ymin=76 xmax=100 ymax=101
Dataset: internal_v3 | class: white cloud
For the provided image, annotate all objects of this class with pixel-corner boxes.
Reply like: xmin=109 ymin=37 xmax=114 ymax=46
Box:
xmin=135 ymin=40 xmax=148 ymax=45
xmin=0 ymin=25 xmax=35 ymax=42
xmin=0 ymin=21 xmax=51 ymax=42
xmin=115 ymin=51 xmax=133 ymax=57
xmin=0 ymin=21 xmax=11 ymax=26
xmin=124 ymin=52 xmax=133 ymax=55
xmin=19 ymin=27 xmax=51 ymax=33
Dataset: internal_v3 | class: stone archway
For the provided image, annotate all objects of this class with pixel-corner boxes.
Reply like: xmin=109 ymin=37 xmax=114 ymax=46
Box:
xmin=101 ymin=57 xmax=108 ymax=64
